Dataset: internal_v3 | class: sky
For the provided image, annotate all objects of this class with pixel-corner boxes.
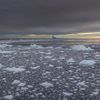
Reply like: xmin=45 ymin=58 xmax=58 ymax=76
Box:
xmin=0 ymin=0 xmax=100 ymax=35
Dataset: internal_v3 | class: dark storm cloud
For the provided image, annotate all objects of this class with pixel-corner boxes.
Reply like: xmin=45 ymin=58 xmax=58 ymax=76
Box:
xmin=0 ymin=0 xmax=100 ymax=33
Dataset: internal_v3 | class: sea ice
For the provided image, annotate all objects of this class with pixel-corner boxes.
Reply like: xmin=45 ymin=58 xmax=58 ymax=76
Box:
xmin=0 ymin=50 xmax=14 ymax=54
xmin=31 ymin=66 xmax=40 ymax=70
xmin=4 ymin=67 xmax=25 ymax=73
xmin=18 ymin=82 xmax=26 ymax=87
xmin=12 ymin=80 xmax=21 ymax=85
xmin=67 ymin=58 xmax=75 ymax=63
xmin=79 ymin=60 xmax=96 ymax=66
xmin=77 ymin=81 xmax=86 ymax=86
xmin=63 ymin=92 xmax=73 ymax=96
xmin=40 ymin=82 xmax=53 ymax=88
xmin=71 ymin=45 xmax=93 ymax=51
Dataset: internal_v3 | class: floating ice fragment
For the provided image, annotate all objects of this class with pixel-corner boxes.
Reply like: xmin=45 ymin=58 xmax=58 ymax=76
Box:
xmin=67 ymin=58 xmax=75 ymax=63
xmin=4 ymin=67 xmax=25 ymax=73
xmin=31 ymin=66 xmax=40 ymax=70
xmin=71 ymin=45 xmax=93 ymax=51
xmin=18 ymin=82 xmax=26 ymax=87
xmin=30 ymin=44 xmax=43 ymax=49
xmin=12 ymin=80 xmax=21 ymax=85
xmin=40 ymin=82 xmax=53 ymax=88
xmin=63 ymin=92 xmax=73 ymax=96
xmin=77 ymin=81 xmax=86 ymax=86
xmin=79 ymin=60 xmax=96 ymax=66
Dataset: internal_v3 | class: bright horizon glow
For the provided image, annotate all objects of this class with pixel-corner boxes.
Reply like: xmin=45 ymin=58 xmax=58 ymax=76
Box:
xmin=0 ymin=32 xmax=100 ymax=38
xmin=51 ymin=32 xmax=100 ymax=38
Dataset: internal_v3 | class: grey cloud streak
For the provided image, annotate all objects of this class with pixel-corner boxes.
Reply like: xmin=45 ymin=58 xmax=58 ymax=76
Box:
xmin=0 ymin=0 xmax=100 ymax=33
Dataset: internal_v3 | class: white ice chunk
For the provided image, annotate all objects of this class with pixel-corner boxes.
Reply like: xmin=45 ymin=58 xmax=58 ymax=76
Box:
xmin=71 ymin=45 xmax=93 ymax=51
xmin=18 ymin=82 xmax=26 ymax=87
xmin=79 ymin=60 xmax=96 ymax=66
xmin=63 ymin=92 xmax=73 ymax=96
xmin=5 ymin=67 xmax=25 ymax=73
xmin=31 ymin=66 xmax=40 ymax=70
xmin=12 ymin=80 xmax=21 ymax=85
xmin=67 ymin=58 xmax=75 ymax=63
xmin=40 ymin=82 xmax=53 ymax=88
xmin=77 ymin=81 xmax=86 ymax=86
xmin=30 ymin=44 xmax=43 ymax=49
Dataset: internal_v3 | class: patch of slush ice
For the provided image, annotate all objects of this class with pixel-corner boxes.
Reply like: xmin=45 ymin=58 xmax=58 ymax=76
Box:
xmin=4 ymin=67 xmax=25 ymax=73
xmin=79 ymin=60 xmax=96 ymax=66
xmin=3 ymin=95 xmax=13 ymax=100
xmin=67 ymin=58 xmax=75 ymax=63
xmin=40 ymin=81 xmax=53 ymax=88
xmin=71 ymin=45 xmax=93 ymax=51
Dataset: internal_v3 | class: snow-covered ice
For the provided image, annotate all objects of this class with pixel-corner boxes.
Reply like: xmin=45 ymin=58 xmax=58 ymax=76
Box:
xmin=79 ymin=60 xmax=96 ymax=66
xmin=67 ymin=58 xmax=75 ymax=63
xmin=71 ymin=45 xmax=93 ymax=51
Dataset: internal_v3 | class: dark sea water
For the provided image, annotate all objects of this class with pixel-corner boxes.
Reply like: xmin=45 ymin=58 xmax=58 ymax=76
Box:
xmin=8 ymin=38 xmax=100 ymax=46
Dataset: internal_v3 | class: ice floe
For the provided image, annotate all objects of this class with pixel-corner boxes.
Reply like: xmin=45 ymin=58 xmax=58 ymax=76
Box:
xmin=79 ymin=60 xmax=96 ymax=66
xmin=67 ymin=58 xmax=75 ymax=63
xmin=71 ymin=45 xmax=93 ymax=51
xmin=4 ymin=67 xmax=25 ymax=73
xmin=40 ymin=82 xmax=53 ymax=88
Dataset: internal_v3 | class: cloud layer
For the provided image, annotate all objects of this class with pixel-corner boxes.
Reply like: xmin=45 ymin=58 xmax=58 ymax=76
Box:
xmin=0 ymin=0 xmax=100 ymax=33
